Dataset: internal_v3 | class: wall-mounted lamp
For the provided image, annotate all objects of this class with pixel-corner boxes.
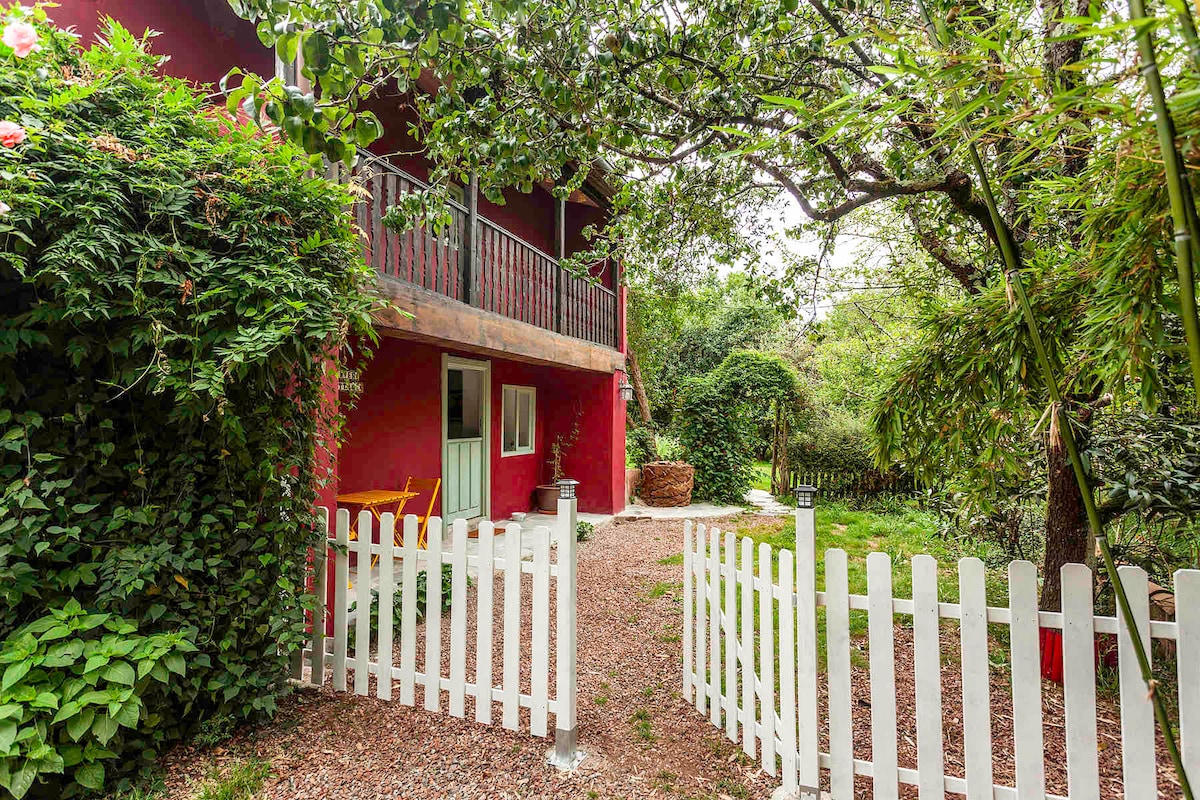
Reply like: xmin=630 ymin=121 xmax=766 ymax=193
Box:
xmin=617 ymin=369 xmax=634 ymax=402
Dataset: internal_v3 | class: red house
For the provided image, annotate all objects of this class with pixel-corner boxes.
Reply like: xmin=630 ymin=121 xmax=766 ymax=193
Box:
xmin=55 ymin=1 xmax=628 ymax=522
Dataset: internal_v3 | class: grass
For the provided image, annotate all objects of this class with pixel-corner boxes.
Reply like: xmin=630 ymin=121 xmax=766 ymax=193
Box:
xmin=689 ymin=499 xmax=1011 ymax=674
xmin=734 ymin=499 xmax=1010 ymax=611
xmin=193 ymin=758 xmax=271 ymax=800
xmin=644 ymin=580 xmax=679 ymax=600
xmin=629 ymin=708 xmax=656 ymax=743
xmin=749 ymin=460 xmax=772 ymax=492
xmin=657 ymin=553 xmax=684 ymax=566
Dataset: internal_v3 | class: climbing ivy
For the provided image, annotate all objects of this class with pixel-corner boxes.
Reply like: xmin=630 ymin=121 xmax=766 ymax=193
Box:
xmin=0 ymin=10 xmax=375 ymax=797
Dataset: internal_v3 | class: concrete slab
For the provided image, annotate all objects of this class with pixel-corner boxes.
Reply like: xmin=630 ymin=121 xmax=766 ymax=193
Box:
xmin=744 ymin=488 xmax=793 ymax=516
xmin=489 ymin=510 xmax=613 ymax=531
xmin=616 ymin=503 xmax=745 ymax=520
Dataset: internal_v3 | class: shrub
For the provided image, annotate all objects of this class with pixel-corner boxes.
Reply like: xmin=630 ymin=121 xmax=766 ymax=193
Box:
xmin=789 ymin=407 xmax=874 ymax=475
xmin=347 ymin=563 xmax=458 ymax=649
xmin=0 ymin=10 xmax=374 ymax=797
xmin=625 ymin=424 xmax=657 ymax=469
xmin=676 ymin=350 xmax=799 ymax=503
xmin=677 ymin=374 xmax=755 ymax=503
xmin=576 ymin=521 xmax=595 ymax=541
xmin=653 ymin=434 xmax=685 ymax=462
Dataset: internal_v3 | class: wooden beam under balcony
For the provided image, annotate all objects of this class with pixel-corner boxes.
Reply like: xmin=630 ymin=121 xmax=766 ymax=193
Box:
xmin=372 ymin=274 xmax=625 ymax=374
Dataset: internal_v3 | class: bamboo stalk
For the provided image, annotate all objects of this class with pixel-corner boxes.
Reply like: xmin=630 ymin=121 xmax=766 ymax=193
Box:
xmin=910 ymin=2 xmax=1194 ymax=795
xmin=1128 ymin=0 xmax=1200 ymax=401
xmin=1172 ymin=0 xmax=1200 ymax=72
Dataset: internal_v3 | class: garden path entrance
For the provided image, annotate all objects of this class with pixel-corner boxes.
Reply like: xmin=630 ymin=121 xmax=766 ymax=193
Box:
xmin=161 ymin=515 xmax=768 ymax=799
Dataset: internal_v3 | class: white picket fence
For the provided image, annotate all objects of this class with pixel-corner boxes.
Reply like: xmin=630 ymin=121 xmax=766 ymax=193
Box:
xmin=294 ymin=502 xmax=579 ymax=762
xmin=682 ymin=512 xmax=1200 ymax=799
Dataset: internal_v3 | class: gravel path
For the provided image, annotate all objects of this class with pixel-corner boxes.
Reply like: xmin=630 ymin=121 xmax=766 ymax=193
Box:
xmin=159 ymin=515 xmax=1173 ymax=799
xmin=161 ymin=516 xmax=771 ymax=800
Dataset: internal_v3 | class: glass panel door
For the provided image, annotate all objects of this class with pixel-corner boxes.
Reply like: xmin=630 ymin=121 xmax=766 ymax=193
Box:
xmin=444 ymin=361 xmax=486 ymax=521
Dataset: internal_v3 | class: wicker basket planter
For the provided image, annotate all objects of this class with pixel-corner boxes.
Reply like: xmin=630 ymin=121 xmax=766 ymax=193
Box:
xmin=640 ymin=461 xmax=695 ymax=507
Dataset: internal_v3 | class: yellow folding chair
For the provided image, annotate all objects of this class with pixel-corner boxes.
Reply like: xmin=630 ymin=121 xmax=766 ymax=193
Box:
xmin=401 ymin=477 xmax=441 ymax=548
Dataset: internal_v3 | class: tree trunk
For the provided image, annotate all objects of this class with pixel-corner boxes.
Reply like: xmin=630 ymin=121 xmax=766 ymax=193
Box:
xmin=627 ymin=350 xmax=652 ymax=425
xmin=770 ymin=401 xmax=779 ymax=492
xmin=1039 ymin=410 xmax=1091 ymax=611
xmin=772 ymin=410 xmax=790 ymax=496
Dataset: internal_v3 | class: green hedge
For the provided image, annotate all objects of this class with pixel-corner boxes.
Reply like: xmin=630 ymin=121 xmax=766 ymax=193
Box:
xmin=677 ymin=350 xmax=799 ymax=503
xmin=0 ymin=11 xmax=374 ymax=797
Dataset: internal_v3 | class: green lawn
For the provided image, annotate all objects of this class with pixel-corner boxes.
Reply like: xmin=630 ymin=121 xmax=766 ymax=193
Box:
xmin=686 ymin=499 xmax=1011 ymax=669
xmin=749 ymin=460 xmax=772 ymax=492
xmin=730 ymin=500 xmax=1010 ymax=607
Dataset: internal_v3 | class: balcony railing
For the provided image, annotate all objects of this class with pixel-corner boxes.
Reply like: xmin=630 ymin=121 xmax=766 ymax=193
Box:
xmin=343 ymin=156 xmax=619 ymax=350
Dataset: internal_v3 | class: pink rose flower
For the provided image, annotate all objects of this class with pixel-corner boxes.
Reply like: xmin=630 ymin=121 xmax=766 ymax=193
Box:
xmin=2 ymin=21 xmax=39 ymax=58
xmin=0 ymin=120 xmax=26 ymax=148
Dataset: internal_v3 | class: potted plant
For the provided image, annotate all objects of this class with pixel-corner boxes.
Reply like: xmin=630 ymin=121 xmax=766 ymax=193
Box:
xmin=535 ymin=411 xmax=581 ymax=513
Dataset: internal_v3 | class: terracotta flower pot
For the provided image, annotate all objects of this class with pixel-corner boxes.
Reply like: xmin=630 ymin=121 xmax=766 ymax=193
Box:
xmin=640 ymin=461 xmax=694 ymax=507
xmin=535 ymin=484 xmax=560 ymax=514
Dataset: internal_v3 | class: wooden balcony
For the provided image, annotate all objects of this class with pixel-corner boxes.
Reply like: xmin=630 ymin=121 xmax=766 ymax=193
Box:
xmin=347 ymin=156 xmax=620 ymax=352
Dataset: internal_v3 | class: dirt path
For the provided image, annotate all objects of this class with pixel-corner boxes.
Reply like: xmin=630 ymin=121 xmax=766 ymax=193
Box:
xmin=158 ymin=515 xmax=1175 ymax=799
xmin=160 ymin=516 xmax=771 ymax=800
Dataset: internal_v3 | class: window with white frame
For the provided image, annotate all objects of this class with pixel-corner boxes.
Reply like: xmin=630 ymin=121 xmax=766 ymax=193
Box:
xmin=501 ymin=385 xmax=536 ymax=456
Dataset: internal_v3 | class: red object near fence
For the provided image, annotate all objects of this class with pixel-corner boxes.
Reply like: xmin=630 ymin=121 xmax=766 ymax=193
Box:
xmin=1038 ymin=627 xmax=1120 ymax=683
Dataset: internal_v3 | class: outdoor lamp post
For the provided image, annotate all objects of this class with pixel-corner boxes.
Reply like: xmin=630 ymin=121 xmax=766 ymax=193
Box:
xmin=793 ymin=483 xmax=817 ymax=559
xmin=793 ymin=483 xmax=818 ymax=509
xmin=557 ymin=478 xmax=579 ymax=500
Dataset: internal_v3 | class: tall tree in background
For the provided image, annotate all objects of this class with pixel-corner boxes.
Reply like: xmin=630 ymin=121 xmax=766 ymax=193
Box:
xmin=226 ymin=0 xmax=1200 ymax=611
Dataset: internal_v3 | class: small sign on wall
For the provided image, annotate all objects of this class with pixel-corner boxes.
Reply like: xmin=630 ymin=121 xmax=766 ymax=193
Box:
xmin=339 ymin=368 xmax=363 ymax=395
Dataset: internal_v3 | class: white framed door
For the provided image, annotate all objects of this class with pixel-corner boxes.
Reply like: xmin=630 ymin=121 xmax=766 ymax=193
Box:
xmin=442 ymin=355 xmax=490 ymax=522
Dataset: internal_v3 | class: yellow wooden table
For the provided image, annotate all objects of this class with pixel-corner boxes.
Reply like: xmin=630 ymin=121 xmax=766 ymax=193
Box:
xmin=336 ymin=489 xmax=419 ymax=553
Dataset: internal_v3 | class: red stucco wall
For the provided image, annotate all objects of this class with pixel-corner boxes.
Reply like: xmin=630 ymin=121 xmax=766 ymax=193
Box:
xmin=51 ymin=0 xmax=274 ymax=87
xmin=337 ymin=337 xmax=623 ymax=520
xmin=338 ymin=338 xmax=443 ymax=512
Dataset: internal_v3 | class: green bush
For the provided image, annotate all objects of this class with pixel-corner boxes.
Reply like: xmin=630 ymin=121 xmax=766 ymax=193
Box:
xmin=676 ymin=350 xmax=799 ymax=503
xmin=677 ymin=374 xmax=755 ymax=503
xmin=0 ymin=10 xmax=374 ymax=797
xmin=0 ymin=601 xmax=194 ymax=799
xmin=625 ymin=425 xmax=657 ymax=469
xmin=576 ymin=521 xmax=595 ymax=541
xmin=654 ymin=434 xmax=685 ymax=462
xmin=347 ymin=563 xmax=458 ymax=649
xmin=789 ymin=407 xmax=874 ymax=474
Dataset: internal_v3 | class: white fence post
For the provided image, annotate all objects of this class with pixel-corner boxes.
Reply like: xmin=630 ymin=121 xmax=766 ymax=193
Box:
xmin=794 ymin=503 xmax=819 ymax=798
xmin=678 ymin=522 xmax=1197 ymax=800
xmin=552 ymin=494 xmax=581 ymax=767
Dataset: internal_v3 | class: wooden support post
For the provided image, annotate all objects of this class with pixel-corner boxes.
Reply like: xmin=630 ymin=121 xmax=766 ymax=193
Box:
xmin=464 ymin=173 xmax=479 ymax=306
xmin=554 ymin=197 xmax=565 ymax=333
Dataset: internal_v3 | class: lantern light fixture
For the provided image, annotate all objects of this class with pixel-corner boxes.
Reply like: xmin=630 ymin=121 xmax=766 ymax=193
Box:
xmin=793 ymin=483 xmax=818 ymax=509
xmin=558 ymin=478 xmax=580 ymax=500
xmin=617 ymin=369 xmax=634 ymax=402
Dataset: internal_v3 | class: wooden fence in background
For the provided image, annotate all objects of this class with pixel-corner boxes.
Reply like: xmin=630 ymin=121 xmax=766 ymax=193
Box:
xmin=788 ymin=468 xmax=916 ymax=500
xmin=682 ymin=513 xmax=1199 ymax=799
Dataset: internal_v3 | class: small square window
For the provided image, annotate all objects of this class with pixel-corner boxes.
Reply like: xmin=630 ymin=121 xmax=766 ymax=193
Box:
xmin=502 ymin=385 xmax=536 ymax=456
